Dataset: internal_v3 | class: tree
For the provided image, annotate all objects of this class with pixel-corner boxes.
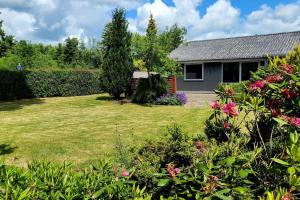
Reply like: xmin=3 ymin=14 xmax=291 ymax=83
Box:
xmin=144 ymin=14 xmax=159 ymax=88
xmin=101 ymin=8 xmax=134 ymax=99
xmin=158 ymin=24 xmax=186 ymax=52
xmin=64 ymin=37 xmax=79 ymax=65
xmin=55 ymin=43 xmax=65 ymax=67
xmin=0 ymin=16 xmax=15 ymax=57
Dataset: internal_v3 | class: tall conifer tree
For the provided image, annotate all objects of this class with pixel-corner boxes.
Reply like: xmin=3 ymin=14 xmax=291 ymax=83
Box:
xmin=144 ymin=14 xmax=158 ymax=88
xmin=101 ymin=8 xmax=134 ymax=99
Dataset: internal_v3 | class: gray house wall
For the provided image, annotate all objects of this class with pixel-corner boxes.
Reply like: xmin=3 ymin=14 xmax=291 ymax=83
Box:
xmin=177 ymin=62 xmax=222 ymax=92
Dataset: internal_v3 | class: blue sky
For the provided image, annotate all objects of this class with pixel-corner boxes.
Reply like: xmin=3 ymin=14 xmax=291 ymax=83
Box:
xmin=1 ymin=0 xmax=300 ymax=44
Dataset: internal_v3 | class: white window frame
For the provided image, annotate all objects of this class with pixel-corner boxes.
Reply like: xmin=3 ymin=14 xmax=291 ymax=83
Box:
xmin=184 ymin=63 xmax=204 ymax=81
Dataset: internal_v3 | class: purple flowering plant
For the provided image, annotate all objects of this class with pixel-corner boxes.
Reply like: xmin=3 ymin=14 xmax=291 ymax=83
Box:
xmin=155 ymin=92 xmax=187 ymax=106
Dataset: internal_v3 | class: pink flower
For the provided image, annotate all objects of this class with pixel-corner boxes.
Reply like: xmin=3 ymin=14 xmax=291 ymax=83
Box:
xmin=223 ymin=122 xmax=231 ymax=130
xmin=174 ymin=168 xmax=181 ymax=174
xmin=210 ymin=101 xmax=220 ymax=109
xmin=291 ymin=118 xmax=300 ymax=127
xmin=167 ymin=163 xmax=180 ymax=177
xmin=271 ymin=109 xmax=281 ymax=117
xmin=265 ymin=75 xmax=283 ymax=83
xmin=281 ymin=64 xmax=294 ymax=74
xmin=282 ymin=116 xmax=300 ymax=128
xmin=281 ymin=88 xmax=298 ymax=100
xmin=249 ymin=80 xmax=265 ymax=91
xmin=222 ymin=102 xmax=239 ymax=117
xmin=121 ymin=169 xmax=129 ymax=177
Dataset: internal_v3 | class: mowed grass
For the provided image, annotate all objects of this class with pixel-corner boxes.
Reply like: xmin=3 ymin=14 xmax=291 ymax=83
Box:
xmin=0 ymin=94 xmax=210 ymax=167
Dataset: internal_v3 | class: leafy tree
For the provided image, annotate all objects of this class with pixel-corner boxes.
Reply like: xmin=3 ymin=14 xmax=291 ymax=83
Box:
xmin=131 ymin=21 xmax=186 ymax=76
xmin=0 ymin=17 xmax=15 ymax=57
xmin=101 ymin=8 xmax=134 ymax=99
xmin=64 ymin=37 xmax=79 ymax=65
xmin=144 ymin=14 xmax=159 ymax=88
xmin=54 ymin=43 xmax=65 ymax=67
xmin=158 ymin=24 xmax=186 ymax=52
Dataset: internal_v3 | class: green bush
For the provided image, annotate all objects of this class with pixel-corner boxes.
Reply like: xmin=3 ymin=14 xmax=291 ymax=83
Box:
xmin=132 ymin=75 xmax=168 ymax=104
xmin=0 ymin=69 xmax=103 ymax=100
xmin=0 ymin=160 xmax=150 ymax=199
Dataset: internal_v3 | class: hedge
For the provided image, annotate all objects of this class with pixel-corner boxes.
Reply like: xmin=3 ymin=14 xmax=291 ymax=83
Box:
xmin=0 ymin=69 xmax=103 ymax=100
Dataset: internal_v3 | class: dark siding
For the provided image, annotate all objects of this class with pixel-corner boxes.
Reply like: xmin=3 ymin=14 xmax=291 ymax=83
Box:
xmin=177 ymin=62 xmax=222 ymax=92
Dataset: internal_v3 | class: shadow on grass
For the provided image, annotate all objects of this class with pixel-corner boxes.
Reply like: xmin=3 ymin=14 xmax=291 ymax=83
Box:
xmin=0 ymin=98 xmax=45 ymax=111
xmin=96 ymin=96 xmax=114 ymax=101
xmin=0 ymin=144 xmax=17 ymax=155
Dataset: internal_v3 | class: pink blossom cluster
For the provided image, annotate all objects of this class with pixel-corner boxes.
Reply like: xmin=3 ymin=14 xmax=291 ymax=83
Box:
xmin=249 ymin=80 xmax=265 ymax=91
xmin=222 ymin=102 xmax=239 ymax=117
xmin=265 ymin=74 xmax=283 ymax=83
xmin=282 ymin=115 xmax=300 ymax=128
xmin=281 ymin=64 xmax=294 ymax=74
xmin=281 ymin=88 xmax=298 ymax=100
xmin=210 ymin=101 xmax=239 ymax=117
xmin=167 ymin=163 xmax=181 ymax=177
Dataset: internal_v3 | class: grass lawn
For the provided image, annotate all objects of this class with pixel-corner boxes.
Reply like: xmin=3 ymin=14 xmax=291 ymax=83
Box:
xmin=0 ymin=94 xmax=210 ymax=167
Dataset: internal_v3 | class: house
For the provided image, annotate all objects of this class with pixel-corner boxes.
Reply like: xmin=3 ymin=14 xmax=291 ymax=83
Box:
xmin=170 ymin=31 xmax=300 ymax=93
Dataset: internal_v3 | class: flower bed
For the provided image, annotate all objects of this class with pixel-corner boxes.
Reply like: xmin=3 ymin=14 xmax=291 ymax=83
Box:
xmin=155 ymin=92 xmax=187 ymax=105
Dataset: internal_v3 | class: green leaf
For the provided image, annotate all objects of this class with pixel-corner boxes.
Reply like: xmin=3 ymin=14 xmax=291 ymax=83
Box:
xmin=213 ymin=193 xmax=232 ymax=200
xmin=288 ymin=167 xmax=296 ymax=176
xmin=225 ymin=157 xmax=235 ymax=167
xmin=158 ymin=179 xmax=169 ymax=187
xmin=272 ymin=158 xmax=290 ymax=166
xmin=290 ymin=131 xmax=299 ymax=144
xmin=268 ymin=83 xmax=278 ymax=89
xmin=273 ymin=118 xmax=288 ymax=126
xmin=18 ymin=188 xmax=31 ymax=200
xmin=238 ymin=169 xmax=253 ymax=178
xmin=233 ymin=187 xmax=250 ymax=194
xmin=92 ymin=188 xmax=105 ymax=199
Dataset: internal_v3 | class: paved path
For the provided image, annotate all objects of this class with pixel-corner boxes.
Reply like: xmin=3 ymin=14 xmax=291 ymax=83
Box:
xmin=184 ymin=93 xmax=217 ymax=107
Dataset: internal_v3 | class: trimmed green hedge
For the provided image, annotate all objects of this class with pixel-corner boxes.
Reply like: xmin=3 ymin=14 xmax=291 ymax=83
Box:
xmin=0 ymin=69 xmax=103 ymax=100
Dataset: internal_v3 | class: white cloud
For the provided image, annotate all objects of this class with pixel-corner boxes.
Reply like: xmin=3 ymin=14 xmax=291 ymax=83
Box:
xmin=129 ymin=0 xmax=202 ymax=34
xmin=1 ymin=0 xmax=300 ymax=43
xmin=189 ymin=0 xmax=240 ymax=40
xmin=0 ymin=0 xmax=57 ymax=11
xmin=1 ymin=8 xmax=37 ymax=40
xmin=243 ymin=2 xmax=300 ymax=35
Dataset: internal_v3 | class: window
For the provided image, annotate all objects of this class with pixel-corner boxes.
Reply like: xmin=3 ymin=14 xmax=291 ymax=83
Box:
xmin=185 ymin=64 xmax=203 ymax=80
xmin=241 ymin=62 xmax=259 ymax=81
xmin=222 ymin=62 xmax=239 ymax=82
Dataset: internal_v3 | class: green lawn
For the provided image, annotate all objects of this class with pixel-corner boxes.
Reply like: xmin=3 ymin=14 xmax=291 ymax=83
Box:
xmin=0 ymin=94 xmax=210 ymax=167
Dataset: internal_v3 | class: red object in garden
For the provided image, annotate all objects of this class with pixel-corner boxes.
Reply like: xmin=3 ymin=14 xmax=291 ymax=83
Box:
xmin=167 ymin=76 xmax=177 ymax=94
xmin=249 ymin=80 xmax=265 ymax=91
xmin=121 ymin=169 xmax=129 ymax=177
xmin=167 ymin=163 xmax=180 ymax=177
xmin=281 ymin=88 xmax=298 ymax=100
xmin=222 ymin=102 xmax=239 ymax=117
xmin=210 ymin=100 xmax=220 ymax=110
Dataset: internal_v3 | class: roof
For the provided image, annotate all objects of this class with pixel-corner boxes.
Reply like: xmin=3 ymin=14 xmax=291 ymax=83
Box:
xmin=170 ymin=31 xmax=300 ymax=62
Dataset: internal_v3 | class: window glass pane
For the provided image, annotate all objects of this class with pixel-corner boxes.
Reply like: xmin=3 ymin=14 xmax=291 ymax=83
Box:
xmin=242 ymin=62 xmax=258 ymax=81
xmin=223 ymin=62 xmax=239 ymax=82
xmin=186 ymin=64 xmax=203 ymax=80
xmin=260 ymin=61 xmax=265 ymax=67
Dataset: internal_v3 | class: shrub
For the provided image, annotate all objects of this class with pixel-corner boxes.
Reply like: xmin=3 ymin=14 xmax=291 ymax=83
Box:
xmin=155 ymin=92 xmax=187 ymax=105
xmin=132 ymin=75 xmax=168 ymax=103
xmin=0 ymin=160 xmax=150 ymax=199
xmin=129 ymin=124 xmax=196 ymax=197
xmin=0 ymin=69 xmax=102 ymax=100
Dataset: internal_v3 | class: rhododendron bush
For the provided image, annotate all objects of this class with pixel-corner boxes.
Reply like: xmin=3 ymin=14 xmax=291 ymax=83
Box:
xmin=206 ymin=46 xmax=300 ymax=199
